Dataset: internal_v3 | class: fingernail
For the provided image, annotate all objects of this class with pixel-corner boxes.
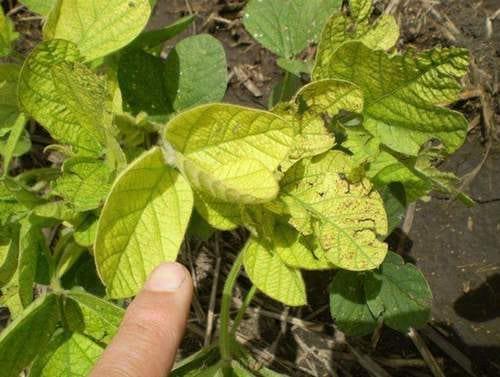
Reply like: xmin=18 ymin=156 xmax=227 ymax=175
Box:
xmin=144 ymin=262 xmax=187 ymax=292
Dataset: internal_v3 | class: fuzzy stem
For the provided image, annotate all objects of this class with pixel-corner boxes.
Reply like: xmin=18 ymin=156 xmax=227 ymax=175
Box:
xmin=231 ymin=285 xmax=256 ymax=337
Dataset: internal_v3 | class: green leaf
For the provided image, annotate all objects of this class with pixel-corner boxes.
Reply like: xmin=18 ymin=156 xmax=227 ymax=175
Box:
xmin=95 ymin=147 xmax=193 ymax=298
xmin=379 ymin=183 xmax=406 ymax=235
xmin=243 ymin=237 xmax=307 ymax=306
xmin=276 ymin=57 xmax=311 ymax=76
xmin=0 ymin=64 xmax=21 ymax=128
xmin=365 ymin=252 xmax=432 ymax=332
xmin=129 ymin=14 xmax=195 ymax=50
xmin=314 ymin=2 xmax=398 ymax=75
xmin=315 ymin=41 xmax=469 ymax=156
xmin=0 ymin=9 xmax=18 ymax=57
xmin=52 ymin=157 xmax=113 ymax=211
xmin=1 ymin=114 xmax=27 ymax=177
xmin=269 ymin=72 xmax=302 ymax=108
xmin=30 ymin=331 xmax=103 ymax=377
xmin=274 ymin=223 xmax=335 ymax=270
xmin=280 ymin=151 xmax=388 ymax=271
xmin=0 ymin=225 xmax=18 ymax=287
xmin=165 ymin=103 xmax=295 ymax=173
xmin=74 ymin=213 xmax=99 ymax=247
xmin=64 ymin=290 xmax=124 ymax=344
xmin=118 ymin=49 xmax=172 ymax=116
xmin=243 ymin=0 xmax=342 ymax=58
xmin=19 ymin=40 xmax=108 ymax=155
xmin=45 ymin=0 xmax=151 ymax=61
xmin=164 ymin=34 xmax=228 ymax=112
xmin=20 ymin=0 xmax=57 ymax=16
xmin=0 ymin=294 xmax=59 ymax=377
xmin=329 ymin=270 xmax=378 ymax=336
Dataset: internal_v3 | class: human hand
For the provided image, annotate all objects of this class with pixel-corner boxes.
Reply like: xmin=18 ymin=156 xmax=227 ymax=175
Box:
xmin=89 ymin=262 xmax=193 ymax=377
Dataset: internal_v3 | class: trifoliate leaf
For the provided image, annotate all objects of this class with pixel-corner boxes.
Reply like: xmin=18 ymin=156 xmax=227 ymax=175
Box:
xmin=280 ymin=151 xmax=388 ymax=271
xmin=64 ymin=290 xmax=124 ymax=344
xmin=243 ymin=0 xmax=342 ymax=58
xmin=315 ymin=41 xmax=469 ymax=156
xmin=0 ymin=64 xmax=21 ymax=128
xmin=274 ymin=223 xmax=335 ymax=270
xmin=45 ymin=0 xmax=151 ymax=61
xmin=330 ymin=270 xmax=378 ymax=336
xmin=0 ymin=294 xmax=59 ymax=377
xmin=243 ymin=237 xmax=306 ymax=306
xmin=95 ymin=147 xmax=193 ymax=298
xmin=52 ymin=158 xmax=113 ymax=211
xmin=365 ymin=252 xmax=432 ymax=332
xmin=179 ymin=157 xmax=279 ymax=204
xmin=30 ymin=331 xmax=103 ymax=377
xmin=0 ymin=9 xmax=18 ymax=57
xmin=314 ymin=5 xmax=398 ymax=74
xmin=20 ymin=0 xmax=57 ymax=16
xmin=19 ymin=40 xmax=108 ymax=155
xmin=164 ymin=34 xmax=228 ymax=112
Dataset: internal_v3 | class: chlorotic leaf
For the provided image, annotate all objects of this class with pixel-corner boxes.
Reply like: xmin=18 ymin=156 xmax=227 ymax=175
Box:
xmin=74 ymin=213 xmax=99 ymax=247
xmin=274 ymin=224 xmax=335 ymax=270
xmin=349 ymin=0 xmax=372 ymax=22
xmin=330 ymin=270 xmax=378 ymax=336
xmin=294 ymin=79 xmax=363 ymax=118
xmin=18 ymin=40 xmax=108 ymax=155
xmin=0 ymin=9 xmax=18 ymax=57
xmin=243 ymin=237 xmax=307 ymax=306
xmin=52 ymin=157 xmax=113 ymax=211
xmin=64 ymin=290 xmax=124 ymax=344
xmin=280 ymin=151 xmax=388 ymax=271
xmin=193 ymin=192 xmax=241 ymax=231
xmin=165 ymin=34 xmax=228 ymax=112
xmin=0 ymin=294 xmax=59 ymax=377
xmin=165 ymin=103 xmax=295 ymax=173
xmin=95 ymin=147 xmax=193 ymax=298
xmin=20 ymin=0 xmax=57 ymax=16
xmin=314 ymin=5 xmax=398 ymax=74
xmin=45 ymin=0 xmax=151 ymax=61
xmin=243 ymin=0 xmax=342 ymax=58
xmin=365 ymin=252 xmax=432 ymax=332
xmin=316 ymin=41 xmax=469 ymax=155
xmin=30 ymin=331 xmax=103 ymax=377
xmin=180 ymin=157 xmax=279 ymax=204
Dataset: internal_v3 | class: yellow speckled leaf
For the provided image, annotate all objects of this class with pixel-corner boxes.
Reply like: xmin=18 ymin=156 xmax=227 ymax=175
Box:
xmin=280 ymin=151 xmax=388 ymax=271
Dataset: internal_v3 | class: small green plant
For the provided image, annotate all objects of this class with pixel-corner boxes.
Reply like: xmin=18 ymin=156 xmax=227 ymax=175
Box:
xmin=0 ymin=0 xmax=471 ymax=375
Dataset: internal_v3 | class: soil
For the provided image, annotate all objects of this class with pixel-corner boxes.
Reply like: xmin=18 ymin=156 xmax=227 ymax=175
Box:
xmin=2 ymin=0 xmax=499 ymax=376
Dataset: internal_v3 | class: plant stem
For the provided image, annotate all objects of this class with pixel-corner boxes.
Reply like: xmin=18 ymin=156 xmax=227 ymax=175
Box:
xmin=219 ymin=250 xmax=245 ymax=363
xmin=231 ymin=285 xmax=256 ymax=337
